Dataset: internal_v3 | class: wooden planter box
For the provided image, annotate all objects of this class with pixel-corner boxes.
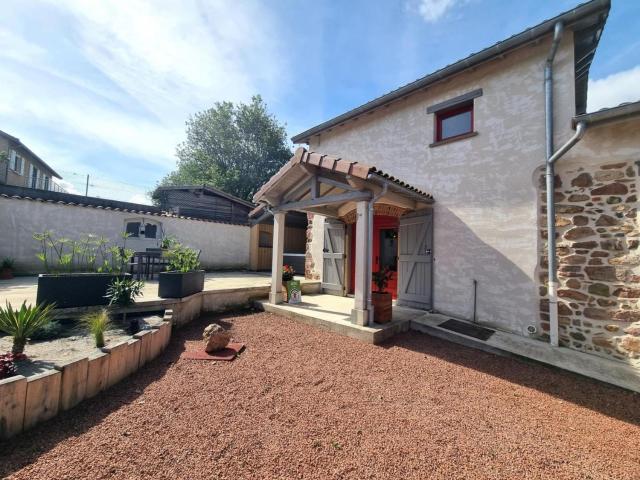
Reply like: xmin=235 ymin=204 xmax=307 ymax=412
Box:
xmin=372 ymin=292 xmax=393 ymax=324
xmin=36 ymin=273 xmax=131 ymax=308
xmin=158 ymin=270 xmax=205 ymax=298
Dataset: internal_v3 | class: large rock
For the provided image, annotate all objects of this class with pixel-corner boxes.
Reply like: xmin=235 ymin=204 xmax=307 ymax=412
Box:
xmin=202 ymin=324 xmax=231 ymax=353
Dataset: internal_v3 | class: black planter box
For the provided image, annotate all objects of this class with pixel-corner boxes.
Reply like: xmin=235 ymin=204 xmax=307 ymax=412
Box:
xmin=158 ymin=270 xmax=205 ymax=298
xmin=36 ymin=273 xmax=131 ymax=308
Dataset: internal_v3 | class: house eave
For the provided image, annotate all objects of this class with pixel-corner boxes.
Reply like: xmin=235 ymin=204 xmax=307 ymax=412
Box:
xmin=291 ymin=0 xmax=610 ymax=144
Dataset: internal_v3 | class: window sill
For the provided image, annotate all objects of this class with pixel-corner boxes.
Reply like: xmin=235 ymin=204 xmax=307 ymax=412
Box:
xmin=9 ymin=169 xmax=22 ymax=175
xmin=429 ymin=131 xmax=478 ymax=148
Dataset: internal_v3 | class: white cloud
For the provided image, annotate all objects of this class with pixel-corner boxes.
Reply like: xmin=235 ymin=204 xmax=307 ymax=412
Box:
xmin=416 ymin=0 xmax=460 ymax=22
xmin=0 ymin=0 xmax=287 ymax=166
xmin=587 ymin=65 xmax=640 ymax=112
xmin=128 ymin=193 xmax=152 ymax=205
xmin=57 ymin=179 xmax=80 ymax=195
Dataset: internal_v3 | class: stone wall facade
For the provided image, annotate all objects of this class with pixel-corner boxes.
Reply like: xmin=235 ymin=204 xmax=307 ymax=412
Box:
xmin=539 ymin=159 xmax=640 ymax=366
xmin=305 ymin=213 xmax=320 ymax=280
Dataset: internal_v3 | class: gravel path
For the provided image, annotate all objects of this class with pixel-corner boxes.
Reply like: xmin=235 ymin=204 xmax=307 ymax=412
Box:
xmin=2 ymin=310 xmax=639 ymax=479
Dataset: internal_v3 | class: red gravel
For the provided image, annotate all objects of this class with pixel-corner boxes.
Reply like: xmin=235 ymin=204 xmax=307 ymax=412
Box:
xmin=2 ymin=310 xmax=640 ymax=479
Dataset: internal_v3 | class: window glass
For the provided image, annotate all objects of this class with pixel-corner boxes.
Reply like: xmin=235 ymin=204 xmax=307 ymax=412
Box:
xmin=126 ymin=222 xmax=140 ymax=237
xmin=144 ymin=223 xmax=158 ymax=239
xmin=441 ymin=110 xmax=472 ymax=139
xmin=379 ymin=229 xmax=398 ymax=272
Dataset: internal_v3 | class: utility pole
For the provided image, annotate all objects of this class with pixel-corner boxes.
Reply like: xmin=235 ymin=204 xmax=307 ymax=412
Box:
xmin=85 ymin=174 xmax=89 ymax=196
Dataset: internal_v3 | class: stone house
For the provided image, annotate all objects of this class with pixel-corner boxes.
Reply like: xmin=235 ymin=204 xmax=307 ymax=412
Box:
xmin=0 ymin=129 xmax=64 ymax=192
xmin=254 ymin=0 xmax=640 ymax=369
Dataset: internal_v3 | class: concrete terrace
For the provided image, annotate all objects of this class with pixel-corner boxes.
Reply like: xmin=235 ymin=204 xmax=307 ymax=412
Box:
xmin=0 ymin=271 xmax=307 ymax=306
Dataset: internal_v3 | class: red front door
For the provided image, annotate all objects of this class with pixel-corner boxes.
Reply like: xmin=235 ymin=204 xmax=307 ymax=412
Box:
xmin=348 ymin=215 xmax=399 ymax=298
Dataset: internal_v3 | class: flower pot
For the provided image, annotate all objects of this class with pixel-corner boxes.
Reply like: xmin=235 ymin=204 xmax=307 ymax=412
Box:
xmin=158 ymin=270 xmax=205 ymax=298
xmin=371 ymin=291 xmax=392 ymax=324
xmin=0 ymin=268 xmax=13 ymax=280
xmin=286 ymin=280 xmax=301 ymax=304
xmin=36 ymin=273 xmax=131 ymax=308
xmin=281 ymin=283 xmax=288 ymax=302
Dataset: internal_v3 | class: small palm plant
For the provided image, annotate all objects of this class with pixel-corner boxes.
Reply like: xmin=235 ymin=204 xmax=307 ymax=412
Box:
xmin=82 ymin=309 xmax=111 ymax=348
xmin=0 ymin=301 xmax=56 ymax=354
xmin=105 ymin=278 xmax=145 ymax=308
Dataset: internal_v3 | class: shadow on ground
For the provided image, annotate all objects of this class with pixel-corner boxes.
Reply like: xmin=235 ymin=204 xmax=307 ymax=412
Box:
xmin=382 ymin=330 xmax=640 ymax=426
xmin=0 ymin=308 xmax=254 ymax=478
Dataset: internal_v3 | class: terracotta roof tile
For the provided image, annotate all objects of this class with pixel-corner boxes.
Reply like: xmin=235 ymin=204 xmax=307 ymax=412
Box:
xmin=253 ymin=147 xmax=433 ymax=203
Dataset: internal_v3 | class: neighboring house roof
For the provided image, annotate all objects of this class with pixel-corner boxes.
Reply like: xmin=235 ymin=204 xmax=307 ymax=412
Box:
xmin=154 ymin=184 xmax=255 ymax=209
xmin=572 ymin=101 xmax=640 ymax=128
xmin=253 ymin=147 xmax=434 ymax=204
xmin=291 ymin=0 xmax=610 ymax=144
xmin=0 ymin=184 xmax=248 ymax=226
xmin=0 ymin=129 xmax=63 ymax=179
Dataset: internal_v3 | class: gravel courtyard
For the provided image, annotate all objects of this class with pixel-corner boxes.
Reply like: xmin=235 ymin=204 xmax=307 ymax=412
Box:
xmin=2 ymin=310 xmax=639 ymax=479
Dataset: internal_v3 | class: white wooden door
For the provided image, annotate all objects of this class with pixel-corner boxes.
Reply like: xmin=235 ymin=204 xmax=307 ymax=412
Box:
xmin=397 ymin=211 xmax=433 ymax=309
xmin=322 ymin=221 xmax=346 ymax=295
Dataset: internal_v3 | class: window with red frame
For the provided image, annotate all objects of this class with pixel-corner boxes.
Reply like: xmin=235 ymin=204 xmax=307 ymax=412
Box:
xmin=435 ymin=102 xmax=474 ymax=142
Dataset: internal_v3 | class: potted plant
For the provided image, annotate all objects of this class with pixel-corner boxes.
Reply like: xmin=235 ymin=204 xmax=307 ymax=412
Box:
xmin=34 ymin=231 xmax=134 ymax=308
xmin=158 ymin=243 xmax=205 ymax=298
xmin=282 ymin=265 xmax=299 ymax=303
xmin=1 ymin=258 xmax=15 ymax=280
xmin=371 ymin=267 xmax=393 ymax=324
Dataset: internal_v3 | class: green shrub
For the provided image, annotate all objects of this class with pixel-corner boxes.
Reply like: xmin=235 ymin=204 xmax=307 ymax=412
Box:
xmin=82 ymin=309 xmax=111 ymax=348
xmin=29 ymin=320 xmax=66 ymax=341
xmin=1 ymin=257 xmax=14 ymax=270
xmin=166 ymin=244 xmax=201 ymax=273
xmin=0 ymin=301 xmax=56 ymax=354
xmin=33 ymin=230 xmax=134 ymax=274
xmin=105 ymin=278 xmax=145 ymax=307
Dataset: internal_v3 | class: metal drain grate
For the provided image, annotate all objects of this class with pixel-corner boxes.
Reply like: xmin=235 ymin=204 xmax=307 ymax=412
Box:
xmin=438 ymin=319 xmax=495 ymax=341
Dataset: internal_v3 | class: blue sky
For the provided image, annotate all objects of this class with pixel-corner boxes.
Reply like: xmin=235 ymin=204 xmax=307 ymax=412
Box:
xmin=1 ymin=0 xmax=638 ymax=203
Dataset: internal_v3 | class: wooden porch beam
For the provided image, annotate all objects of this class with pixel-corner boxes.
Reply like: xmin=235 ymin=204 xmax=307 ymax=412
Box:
xmin=304 ymin=206 xmax=341 ymax=218
xmin=276 ymin=191 xmax=372 ymax=212
xmin=281 ymin=176 xmax=312 ymax=203
xmin=317 ymin=175 xmax=361 ymax=193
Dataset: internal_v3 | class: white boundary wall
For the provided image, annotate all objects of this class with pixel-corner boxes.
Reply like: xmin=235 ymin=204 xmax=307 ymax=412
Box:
xmin=0 ymin=197 xmax=250 ymax=273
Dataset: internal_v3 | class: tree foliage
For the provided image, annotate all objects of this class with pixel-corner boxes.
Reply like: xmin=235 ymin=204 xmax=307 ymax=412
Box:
xmin=157 ymin=95 xmax=291 ymax=202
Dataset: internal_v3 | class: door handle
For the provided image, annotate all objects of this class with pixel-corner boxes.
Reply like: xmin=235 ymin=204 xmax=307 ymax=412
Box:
xmin=323 ymin=248 xmax=329 ymax=253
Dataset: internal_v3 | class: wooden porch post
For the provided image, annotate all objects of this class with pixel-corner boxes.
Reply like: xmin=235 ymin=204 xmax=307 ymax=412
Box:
xmin=270 ymin=211 xmax=286 ymax=304
xmin=351 ymin=200 xmax=370 ymax=325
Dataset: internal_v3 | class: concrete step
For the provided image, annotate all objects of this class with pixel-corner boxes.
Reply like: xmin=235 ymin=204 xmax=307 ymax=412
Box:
xmin=411 ymin=313 xmax=640 ymax=393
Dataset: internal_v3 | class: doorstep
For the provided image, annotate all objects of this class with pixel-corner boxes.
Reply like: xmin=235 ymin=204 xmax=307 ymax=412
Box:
xmin=255 ymin=299 xmax=411 ymax=345
xmin=411 ymin=312 xmax=640 ymax=394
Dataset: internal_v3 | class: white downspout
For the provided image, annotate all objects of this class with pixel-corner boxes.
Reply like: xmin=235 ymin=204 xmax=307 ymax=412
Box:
xmin=546 ymin=122 xmax=587 ymax=346
xmin=544 ymin=21 xmax=563 ymax=347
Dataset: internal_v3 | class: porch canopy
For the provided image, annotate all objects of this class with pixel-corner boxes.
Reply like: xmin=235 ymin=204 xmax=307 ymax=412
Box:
xmin=253 ymin=147 xmax=434 ymax=326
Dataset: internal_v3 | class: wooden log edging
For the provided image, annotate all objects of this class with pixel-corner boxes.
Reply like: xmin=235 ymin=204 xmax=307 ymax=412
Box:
xmin=0 ymin=282 xmax=323 ymax=440
xmin=0 ymin=310 xmax=174 ymax=440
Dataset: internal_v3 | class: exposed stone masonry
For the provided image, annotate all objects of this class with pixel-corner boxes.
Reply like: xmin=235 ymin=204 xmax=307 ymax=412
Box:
xmin=539 ymin=159 xmax=640 ymax=365
xmin=305 ymin=213 xmax=320 ymax=280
